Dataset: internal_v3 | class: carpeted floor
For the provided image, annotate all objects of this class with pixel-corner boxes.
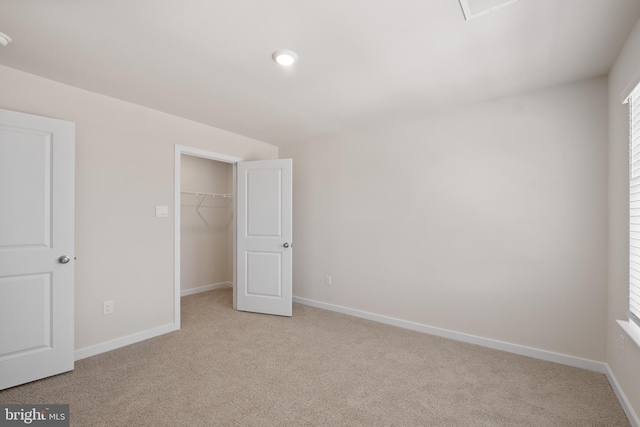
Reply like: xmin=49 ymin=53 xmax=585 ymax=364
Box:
xmin=0 ymin=288 xmax=630 ymax=426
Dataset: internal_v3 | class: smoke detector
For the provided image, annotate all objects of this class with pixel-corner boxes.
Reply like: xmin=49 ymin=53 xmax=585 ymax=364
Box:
xmin=0 ymin=32 xmax=11 ymax=47
xmin=458 ymin=0 xmax=519 ymax=20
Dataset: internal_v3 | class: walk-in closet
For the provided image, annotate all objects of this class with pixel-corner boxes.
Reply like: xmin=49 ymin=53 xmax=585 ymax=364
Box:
xmin=180 ymin=154 xmax=234 ymax=296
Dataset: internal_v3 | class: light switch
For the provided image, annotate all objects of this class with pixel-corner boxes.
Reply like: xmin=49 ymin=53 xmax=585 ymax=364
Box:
xmin=155 ymin=205 xmax=169 ymax=218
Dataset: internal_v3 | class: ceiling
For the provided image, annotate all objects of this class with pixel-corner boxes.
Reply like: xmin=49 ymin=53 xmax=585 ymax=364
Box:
xmin=0 ymin=0 xmax=639 ymax=147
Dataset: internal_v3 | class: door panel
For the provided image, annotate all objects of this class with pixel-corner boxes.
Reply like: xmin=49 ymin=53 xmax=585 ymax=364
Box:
xmin=0 ymin=109 xmax=75 ymax=390
xmin=0 ymin=274 xmax=51 ymax=355
xmin=0 ymin=128 xmax=51 ymax=247
xmin=236 ymin=159 xmax=292 ymax=316
xmin=246 ymin=168 xmax=282 ymax=237
xmin=246 ymin=252 xmax=282 ymax=297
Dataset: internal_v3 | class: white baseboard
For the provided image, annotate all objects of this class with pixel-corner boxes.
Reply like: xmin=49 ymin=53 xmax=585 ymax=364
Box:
xmin=292 ymin=296 xmax=606 ymax=373
xmin=74 ymin=284 xmax=232 ymax=361
xmin=606 ymin=365 xmax=640 ymax=427
xmin=181 ymin=282 xmax=232 ymax=297
xmin=74 ymin=323 xmax=176 ymax=361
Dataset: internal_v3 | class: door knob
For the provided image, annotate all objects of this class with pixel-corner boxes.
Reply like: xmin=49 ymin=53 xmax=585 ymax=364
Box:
xmin=58 ymin=255 xmax=70 ymax=264
xmin=283 ymin=243 xmax=290 ymax=248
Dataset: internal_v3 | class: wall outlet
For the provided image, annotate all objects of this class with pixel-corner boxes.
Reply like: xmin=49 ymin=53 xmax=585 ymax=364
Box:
xmin=103 ymin=300 xmax=114 ymax=315
xmin=325 ymin=275 xmax=332 ymax=286
xmin=620 ymin=334 xmax=625 ymax=356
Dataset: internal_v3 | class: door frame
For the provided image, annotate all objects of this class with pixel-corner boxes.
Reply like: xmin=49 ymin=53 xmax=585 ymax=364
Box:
xmin=173 ymin=145 xmax=243 ymax=330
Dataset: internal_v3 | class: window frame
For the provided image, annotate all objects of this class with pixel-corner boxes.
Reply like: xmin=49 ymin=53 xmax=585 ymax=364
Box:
xmin=628 ymin=84 xmax=640 ymax=327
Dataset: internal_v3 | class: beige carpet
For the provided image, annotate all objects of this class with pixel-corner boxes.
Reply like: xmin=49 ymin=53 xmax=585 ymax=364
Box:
xmin=0 ymin=288 xmax=630 ymax=426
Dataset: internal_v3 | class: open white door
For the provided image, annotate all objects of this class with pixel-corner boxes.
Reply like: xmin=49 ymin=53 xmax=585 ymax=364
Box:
xmin=236 ymin=159 xmax=292 ymax=316
xmin=0 ymin=109 xmax=75 ymax=390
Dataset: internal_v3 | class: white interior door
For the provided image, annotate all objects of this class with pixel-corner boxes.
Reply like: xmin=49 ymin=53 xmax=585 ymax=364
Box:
xmin=236 ymin=159 xmax=292 ymax=316
xmin=0 ymin=109 xmax=75 ymax=390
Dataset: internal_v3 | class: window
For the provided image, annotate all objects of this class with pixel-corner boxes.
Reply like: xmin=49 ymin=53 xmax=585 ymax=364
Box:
xmin=629 ymin=83 xmax=640 ymax=326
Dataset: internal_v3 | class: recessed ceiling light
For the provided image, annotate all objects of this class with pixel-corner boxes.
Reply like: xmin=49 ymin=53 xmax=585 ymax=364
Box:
xmin=0 ymin=32 xmax=12 ymax=47
xmin=272 ymin=50 xmax=298 ymax=66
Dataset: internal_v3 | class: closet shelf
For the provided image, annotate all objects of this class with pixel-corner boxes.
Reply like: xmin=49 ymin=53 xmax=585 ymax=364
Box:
xmin=181 ymin=191 xmax=233 ymax=198
xmin=181 ymin=191 xmax=233 ymax=213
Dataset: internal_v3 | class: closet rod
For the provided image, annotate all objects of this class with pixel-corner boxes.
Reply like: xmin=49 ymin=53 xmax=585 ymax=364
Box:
xmin=181 ymin=191 xmax=233 ymax=198
xmin=181 ymin=191 xmax=233 ymax=214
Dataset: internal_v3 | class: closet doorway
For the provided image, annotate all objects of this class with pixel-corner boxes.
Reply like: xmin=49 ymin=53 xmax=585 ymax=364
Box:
xmin=174 ymin=146 xmax=242 ymax=329
xmin=180 ymin=155 xmax=233 ymax=295
xmin=174 ymin=145 xmax=293 ymax=329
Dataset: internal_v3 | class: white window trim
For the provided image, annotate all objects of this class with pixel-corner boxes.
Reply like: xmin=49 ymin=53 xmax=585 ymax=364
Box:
xmin=624 ymin=83 xmax=640 ymax=339
xmin=617 ymin=319 xmax=640 ymax=349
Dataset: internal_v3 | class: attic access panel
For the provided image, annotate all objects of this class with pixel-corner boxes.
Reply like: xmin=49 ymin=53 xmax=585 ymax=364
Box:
xmin=458 ymin=0 xmax=519 ymax=20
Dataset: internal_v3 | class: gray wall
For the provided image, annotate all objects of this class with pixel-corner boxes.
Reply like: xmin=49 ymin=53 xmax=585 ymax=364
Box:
xmin=608 ymin=15 xmax=640 ymax=420
xmin=282 ymin=76 xmax=608 ymax=362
